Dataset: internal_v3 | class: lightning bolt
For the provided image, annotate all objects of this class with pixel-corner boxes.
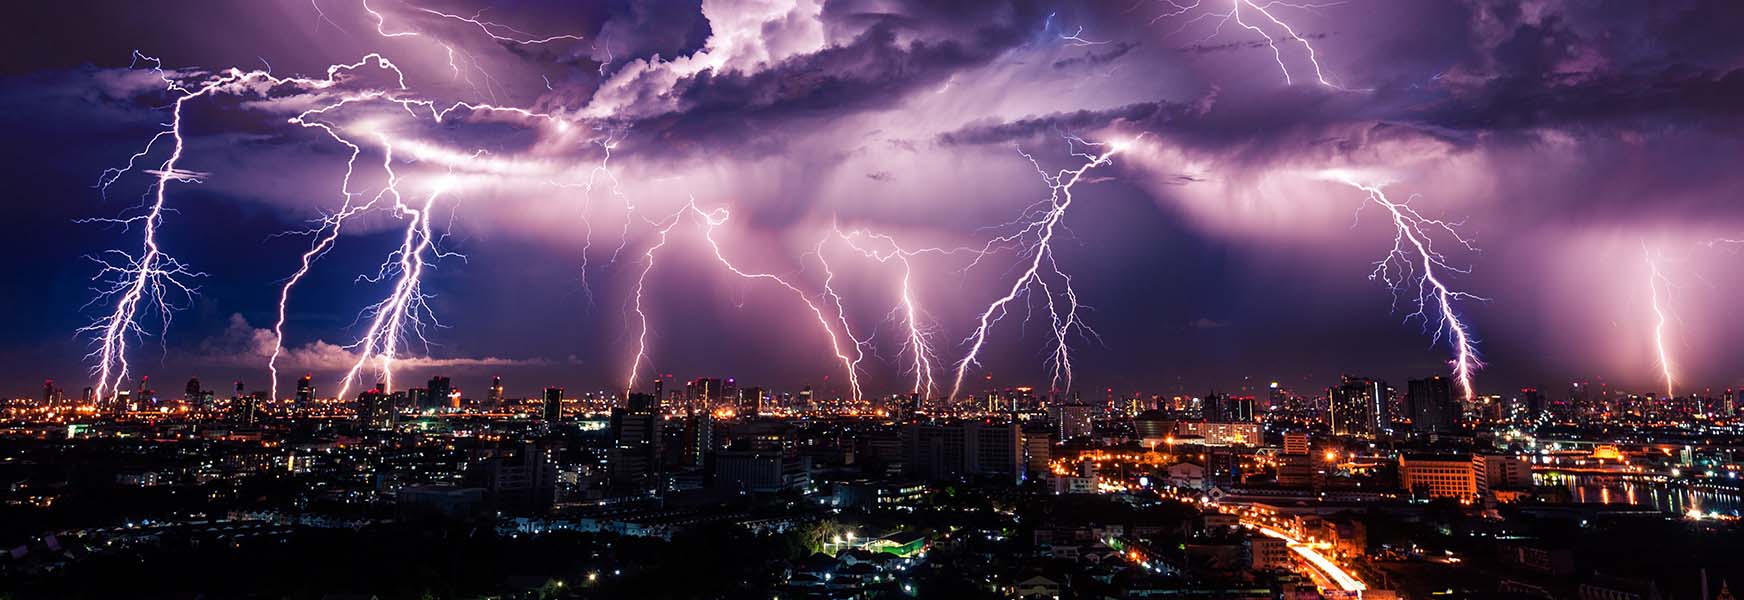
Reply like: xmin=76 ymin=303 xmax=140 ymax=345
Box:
xmin=624 ymin=207 xmax=684 ymax=395
xmin=625 ymin=201 xmax=867 ymax=401
xmin=948 ymin=136 xmax=1125 ymax=402
xmin=361 ymin=0 xmax=584 ymax=102
xmin=337 ymin=184 xmax=454 ymax=400
xmin=82 ymin=52 xmax=410 ymax=403
xmin=92 ymin=30 xmax=590 ymax=401
xmin=832 ymin=228 xmax=943 ymax=402
xmin=1642 ymin=242 xmax=1676 ymax=400
xmin=409 ymin=5 xmax=586 ymax=45
xmin=1326 ymin=173 xmax=1485 ymax=401
xmin=1149 ymin=0 xmax=1351 ymax=89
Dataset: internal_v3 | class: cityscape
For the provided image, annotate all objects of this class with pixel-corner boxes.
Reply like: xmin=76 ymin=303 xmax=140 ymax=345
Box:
xmin=4 ymin=0 xmax=1744 ymax=599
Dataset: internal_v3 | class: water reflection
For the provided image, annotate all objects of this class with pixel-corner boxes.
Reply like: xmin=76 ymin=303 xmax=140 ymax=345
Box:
xmin=1539 ymin=473 xmax=1744 ymax=516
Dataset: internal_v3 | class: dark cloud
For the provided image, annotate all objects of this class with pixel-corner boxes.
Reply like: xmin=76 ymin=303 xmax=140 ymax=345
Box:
xmin=1052 ymin=41 xmax=1137 ymax=69
xmin=6 ymin=0 xmax=1744 ymax=398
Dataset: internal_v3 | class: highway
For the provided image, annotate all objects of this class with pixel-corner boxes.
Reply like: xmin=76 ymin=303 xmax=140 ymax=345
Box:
xmin=1252 ymin=524 xmax=1367 ymax=593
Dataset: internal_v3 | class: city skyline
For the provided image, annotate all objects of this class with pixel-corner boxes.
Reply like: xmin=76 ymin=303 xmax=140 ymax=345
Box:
xmin=4 ymin=1 xmax=1743 ymax=402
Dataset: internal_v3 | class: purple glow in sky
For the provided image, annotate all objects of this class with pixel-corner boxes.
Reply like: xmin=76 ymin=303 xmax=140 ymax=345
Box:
xmin=2 ymin=0 xmax=1742 ymax=400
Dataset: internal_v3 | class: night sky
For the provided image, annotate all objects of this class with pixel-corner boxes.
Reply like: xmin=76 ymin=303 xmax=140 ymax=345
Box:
xmin=2 ymin=0 xmax=1742 ymax=400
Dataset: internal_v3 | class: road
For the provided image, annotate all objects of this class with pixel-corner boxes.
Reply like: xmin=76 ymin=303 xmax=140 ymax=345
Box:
xmin=1251 ymin=524 xmax=1367 ymax=593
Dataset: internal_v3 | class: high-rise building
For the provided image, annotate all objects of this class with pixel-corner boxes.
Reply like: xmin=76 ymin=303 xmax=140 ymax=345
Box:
xmin=295 ymin=374 xmax=314 ymax=411
xmin=1329 ymin=376 xmax=1386 ymax=437
xmin=1282 ymin=432 xmax=1310 ymax=456
xmin=738 ymin=386 xmax=765 ymax=416
xmin=542 ymin=387 xmax=563 ymax=422
xmin=404 ymin=388 xmax=428 ymax=412
xmin=137 ymin=376 xmax=154 ymax=411
xmin=356 ymin=385 xmax=391 ymax=429
xmin=688 ymin=378 xmax=723 ymax=411
xmin=610 ymin=393 xmax=662 ymax=495
xmin=468 ymin=442 xmax=558 ymax=515
xmin=232 ymin=390 xmax=263 ymax=425
xmin=1407 ymin=376 xmax=1457 ymax=433
xmin=426 ymin=376 xmax=452 ymax=412
xmin=711 ymin=449 xmax=810 ymax=493
xmin=1023 ymin=430 xmax=1053 ymax=476
xmin=487 ymin=376 xmax=504 ymax=412
xmin=900 ymin=421 xmax=1023 ymax=484
xmin=1399 ymin=453 xmax=1484 ymax=504
xmin=681 ymin=408 xmax=712 ymax=469
xmin=1520 ymin=388 xmax=1545 ymax=420
xmin=1057 ymin=402 xmax=1094 ymax=441
xmin=1226 ymin=396 xmax=1256 ymax=422
xmin=184 ymin=377 xmax=201 ymax=402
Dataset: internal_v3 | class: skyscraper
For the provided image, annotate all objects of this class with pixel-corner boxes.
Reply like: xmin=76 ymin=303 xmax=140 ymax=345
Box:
xmin=39 ymin=380 xmax=64 ymax=407
xmin=610 ymin=393 xmax=662 ymax=495
xmin=682 ymin=405 xmax=712 ymax=469
xmin=1058 ymin=402 xmax=1094 ymax=441
xmin=688 ymin=378 xmax=723 ymax=411
xmin=487 ymin=376 xmax=504 ymax=412
xmin=295 ymin=374 xmax=314 ymax=411
xmin=1407 ymin=376 xmax=1457 ymax=433
xmin=1330 ymin=375 xmax=1386 ymax=437
xmin=426 ymin=376 xmax=452 ymax=412
xmin=542 ymin=386 xmax=563 ymax=422
xmin=1520 ymin=388 xmax=1545 ymax=421
xmin=738 ymin=386 xmax=765 ymax=416
xmin=356 ymin=385 xmax=391 ymax=430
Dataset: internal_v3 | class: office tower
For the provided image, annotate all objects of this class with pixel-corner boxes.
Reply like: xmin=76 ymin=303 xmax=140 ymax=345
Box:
xmin=609 ymin=393 xmax=662 ymax=494
xmin=295 ymin=374 xmax=314 ymax=411
xmin=1058 ymin=402 xmax=1094 ymax=441
xmin=1226 ymin=396 xmax=1256 ymax=422
xmin=404 ymin=388 xmax=428 ymax=412
xmin=542 ymin=387 xmax=563 ymax=422
xmin=1201 ymin=392 xmax=1226 ymax=421
xmin=688 ymin=378 xmax=723 ymax=411
xmin=39 ymin=380 xmax=64 ymax=407
xmin=426 ymin=376 xmax=452 ymax=412
xmin=1267 ymin=382 xmax=1288 ymax=411
xmin=1330 ymin=375 xmax=1386 ymax=437
xmin=1283 ymin=432 xmax=1310 ymax=455
xmin=233 ymin=391 xmax=263 ymax=425
xmin=900 ymin=421 xmax=1023 ymax=484
xmin=183 ymin=378 xmax=200 ymax=402
xmin=722 ymin=378 xmax=738 ymax=411
xmin=682 ymin=406 xmax=712 ymax=469
xmin=1407 ymin=376 xmax=1457 ymax=433
xmin=651 ymin=377 xmax=664 ymax=410
xmin=136 ymin=376 xmax=153 ymax=411
xmin=1399 ymin=454 xmax=1485 ymax=503
xmin=486 ymin=376 xmax=504 ymax=412
xmin=734 ymin=386 xmax=759 ymax=415
xmin=355 ymin=385 xmax=391 ymax=429
xmin=1520 ymin=388 xmax=1544 ymax=420
xmin=468 ymin=442 xmax=558 ymax=515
